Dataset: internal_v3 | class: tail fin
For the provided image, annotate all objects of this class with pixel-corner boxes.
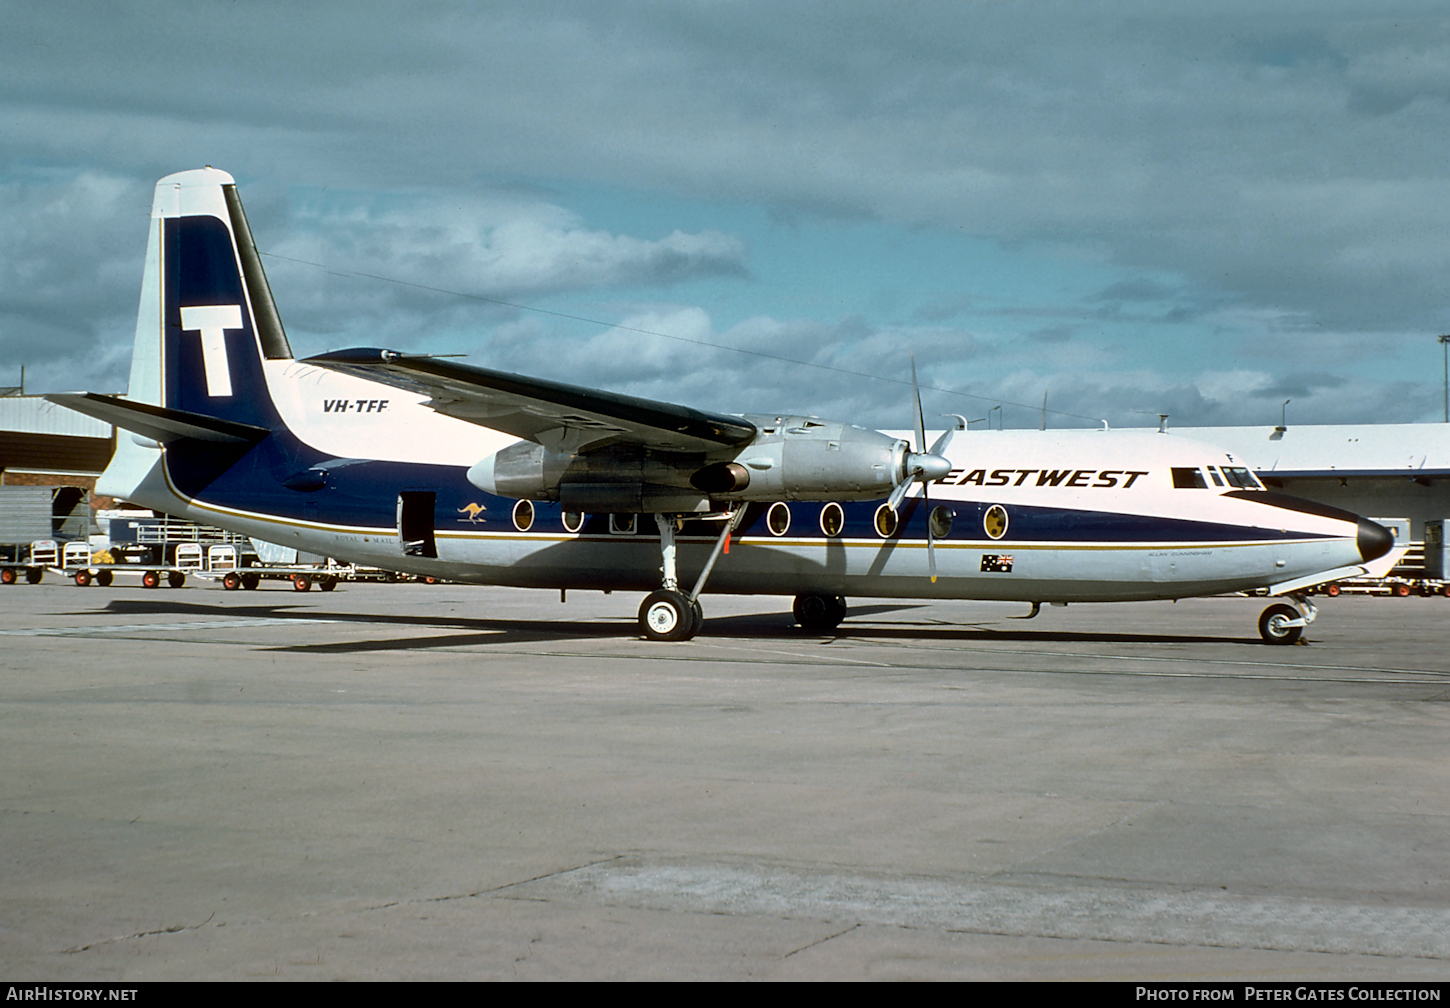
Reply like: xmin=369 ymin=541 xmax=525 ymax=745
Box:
xmin=52 ymin=168 xmax=299 ymax=502
xmin=140 ymin=167 xmax=292 ymax=429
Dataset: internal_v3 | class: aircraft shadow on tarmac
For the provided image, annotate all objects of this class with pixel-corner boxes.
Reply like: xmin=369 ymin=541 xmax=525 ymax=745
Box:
xmin=89 ymin=597 xmax=1249 ymax=653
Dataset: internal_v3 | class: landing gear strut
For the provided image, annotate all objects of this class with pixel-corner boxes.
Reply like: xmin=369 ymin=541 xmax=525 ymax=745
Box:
xmin=637 ymin=508 xmax=741 ymax=642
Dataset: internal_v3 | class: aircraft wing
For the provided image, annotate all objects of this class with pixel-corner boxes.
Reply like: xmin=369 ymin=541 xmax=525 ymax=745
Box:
xmin=303 ymin=348 xmax=757 ymax=454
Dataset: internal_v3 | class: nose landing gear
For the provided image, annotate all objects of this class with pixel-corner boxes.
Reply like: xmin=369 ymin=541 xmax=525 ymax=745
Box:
xmin=1259 ymin=594 xmax=1316 ymax=645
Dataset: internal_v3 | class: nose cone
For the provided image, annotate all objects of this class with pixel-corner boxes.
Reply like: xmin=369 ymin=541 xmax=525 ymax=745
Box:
xmin=1357 ymin=518 xmax=1394 ymax=563
xmin=466 ymin=453 xmax=498 ymax=494
xmin=914 ymin=452 xmax=952 ymax=483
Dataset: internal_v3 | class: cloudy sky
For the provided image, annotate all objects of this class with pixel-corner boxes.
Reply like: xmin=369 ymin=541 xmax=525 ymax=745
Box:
xmin=5 ymin=1 xmax=1450 ymax=430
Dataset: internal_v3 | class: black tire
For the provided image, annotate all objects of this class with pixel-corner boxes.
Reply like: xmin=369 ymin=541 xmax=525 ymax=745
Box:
xmin=318 ymin=576 xmax=337 ymax=592
xmin=1259 ymin=603 xmax=1303 ymax=645
xmin=793 ymin=593 xmax=848 ymax=631
xmin=1393 ymin=583 xmax=1412 ymax=598
xmin=222 ymin=571 xmax=243 ymax=591
xmin=167 ymin=571 xmax=186 ymax=589
xmin=241 ymin=573 xmax=261 ymax=590
xmin=25 ymin=567 xmax=43 ymax=584
xmin=0 ymin=568 xmax=16 ymax=586
xmin=293 ymin=574 xmax=311 ymax=592
xmin=639 ymin=589 xmax=697 ymax=642
xmin=141 ymin=570 xmax=161 ymax=589
xmin=73 ymin=570 xmax=92 ymax=587
xmin=1325 ymin=583 xmax=1341 ymax=597
xmin=95 ymin=569 xmax=113 ymax=587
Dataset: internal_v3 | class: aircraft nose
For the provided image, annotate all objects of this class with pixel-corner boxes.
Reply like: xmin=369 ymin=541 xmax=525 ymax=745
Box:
xmin=1357 ymin=518 xmax=1394 ymax=563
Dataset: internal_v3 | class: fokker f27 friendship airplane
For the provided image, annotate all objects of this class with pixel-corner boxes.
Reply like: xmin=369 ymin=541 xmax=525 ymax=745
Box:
xmin=51 ymin=169 xmax=1393 ymax=644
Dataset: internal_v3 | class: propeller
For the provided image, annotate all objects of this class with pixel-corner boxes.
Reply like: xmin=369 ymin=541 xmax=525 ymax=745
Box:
xmin=885 ymin=357 xmax=954 ymax=581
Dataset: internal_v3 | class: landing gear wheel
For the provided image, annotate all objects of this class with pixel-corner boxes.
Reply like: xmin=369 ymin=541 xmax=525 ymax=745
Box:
xmin=793 ymin=593 xmax=848 ymax=631
xmin=141 ymin=570 xmax=161 ymax=589
xmin=95 ymin=569 xmax=113 ymax=587
xmin=639 ymin=590 xmax=698 ymax=642
xmin=1259 ymin=603 xmax=1303 ymax=645
xmin=222 ymin=571 xmax=243 ymax=591
xmin=292 ymin=574 xmax=312 ymax=592
xmin=167 ymin=571 xmax=185 ymax=588
xmin=0 ymin=568 xmax=16 ymax=585
xmin=318 ymin=576 xmax=337 ymax=592
xmin=73 ymin=570 xmax=92 ymax=587
xmin=25 ymin=567 xmax=43 ymax=584
xmin=241 ymin=573 xmax=260 ymax=590
xmin=689 ymin=598 xmax=704 ymax=637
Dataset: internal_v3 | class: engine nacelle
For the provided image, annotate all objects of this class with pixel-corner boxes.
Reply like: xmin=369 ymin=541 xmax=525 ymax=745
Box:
xmin=467 ymin=414 xmax=941 ymax=511
xmin=715 ymin=415 xmax=905 ymax=501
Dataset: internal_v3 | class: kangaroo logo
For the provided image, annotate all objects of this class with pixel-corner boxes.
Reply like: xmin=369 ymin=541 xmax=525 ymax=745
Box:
xmin=179 ymin=304 xmax=243 ymax=397
xmin=457 ymin=502 xmax=487 ymax=524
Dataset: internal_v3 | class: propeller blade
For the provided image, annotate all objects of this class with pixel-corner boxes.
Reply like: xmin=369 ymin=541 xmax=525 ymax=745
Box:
xmin=886 ymin=467 xmax=916 ymax=512
xmin=910 ymin=354 xmax=926 ymax=455
xmin=925 ymin=482 xmax=937 ymax=583
xmin=930 ymin=414 xmax=967 ymax=456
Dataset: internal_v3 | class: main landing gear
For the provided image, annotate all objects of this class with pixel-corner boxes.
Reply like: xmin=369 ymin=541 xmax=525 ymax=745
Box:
xmin=792 ymin=593 xmax=847 ymax=632
xmin=637 ymin=509 xmax=742 ymax=642
xmin=1259 ymin=594 xmax=1316 ymax=645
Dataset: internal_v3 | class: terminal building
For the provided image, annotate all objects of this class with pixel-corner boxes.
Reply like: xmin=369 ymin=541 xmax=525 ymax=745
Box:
xmin=0 ymin=393 xmax=114 ymax=497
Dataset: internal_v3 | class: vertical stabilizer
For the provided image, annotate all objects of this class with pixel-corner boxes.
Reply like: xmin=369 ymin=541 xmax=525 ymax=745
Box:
xmin=149 ymin=168 xmax=292 ymax=429
xmin=93 ymin=168 xmax=297 ymax=502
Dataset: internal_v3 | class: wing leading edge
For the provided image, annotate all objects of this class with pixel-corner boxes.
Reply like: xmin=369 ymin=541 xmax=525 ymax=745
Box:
xmin=303 ymin=348 xmax=757 ymax=454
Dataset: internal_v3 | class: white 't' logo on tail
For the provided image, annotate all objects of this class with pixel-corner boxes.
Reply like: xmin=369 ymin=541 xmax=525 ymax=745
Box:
xmin=179 ymin=304 xmax=242 ymax=397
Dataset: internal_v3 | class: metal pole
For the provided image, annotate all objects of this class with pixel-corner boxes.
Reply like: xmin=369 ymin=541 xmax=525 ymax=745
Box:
xmin=1441 ymin=336 xmax=1450 ymax=423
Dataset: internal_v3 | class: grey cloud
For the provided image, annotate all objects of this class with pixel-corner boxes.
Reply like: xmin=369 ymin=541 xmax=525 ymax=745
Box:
xmin=7 ymin=2 xmax=1450 ymax=407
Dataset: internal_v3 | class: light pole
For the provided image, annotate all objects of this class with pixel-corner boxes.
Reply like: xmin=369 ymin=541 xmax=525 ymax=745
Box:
xmin=1440 ymin=335 xmax=1450 ymax=423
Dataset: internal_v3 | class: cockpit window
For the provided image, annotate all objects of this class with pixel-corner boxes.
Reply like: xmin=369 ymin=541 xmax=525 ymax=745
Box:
xmin=1221 ymin=466 xmax=1262 ymax=490
xmin=1171 ymin=467 xmax=1208 ymax=489
xmin=1206 ymin=466 xmax=1226 ymax=487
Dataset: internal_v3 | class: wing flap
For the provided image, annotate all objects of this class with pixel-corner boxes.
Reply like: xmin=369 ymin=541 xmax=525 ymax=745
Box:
xmin=303 ymin=348 xmax=757 ymax=453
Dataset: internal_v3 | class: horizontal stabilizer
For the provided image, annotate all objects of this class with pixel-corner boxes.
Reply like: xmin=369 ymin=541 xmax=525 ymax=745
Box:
xmin=303 ymin=348 xmax=757 ymax=454
xmin=46 ymin=393 xmax=269 ymax=445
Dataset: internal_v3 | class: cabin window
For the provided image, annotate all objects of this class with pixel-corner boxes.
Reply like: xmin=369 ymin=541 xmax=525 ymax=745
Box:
xmin=609 ymin=513 xmax=637 ymax=535
xmin=766 ymin=501 xmax=791 ymax=536
xmin=562 ymin=511 xmax=586 ymax=533
xmin=511 ymin=499 xmax=534 ymax=532
xmin=1171 ymin=467 xmax=1208 ymax=489
xmin=929 ymin=506 xmax=954 ymax=539
xmin=874 ymin=504 xmax=898 ymax=538
xmin=819 ymin=502 xmax=844 ymax=537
